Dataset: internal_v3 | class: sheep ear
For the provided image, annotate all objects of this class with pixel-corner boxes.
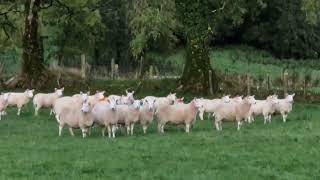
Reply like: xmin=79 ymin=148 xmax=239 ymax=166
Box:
xmin=292 ymin=93 xmax=295 ymax=97
xmin=126 ymin=90 xmax=129 ymax=94
xmin=87 ymin=91 xmax=90 ymax=95
xmin=132 ymin=91 xmax=134 ymax=94
xmin=55 ymin=88 xmax=57 ymax=91
xmin=181 ymin=97 xmax=184 ymax=100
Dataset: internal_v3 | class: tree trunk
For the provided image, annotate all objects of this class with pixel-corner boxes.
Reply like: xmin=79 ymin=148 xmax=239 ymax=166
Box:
xmin=21 ymin=0 xmax=44 ymax=88
xmin=180 ymin=38 xmax=218 ymax=95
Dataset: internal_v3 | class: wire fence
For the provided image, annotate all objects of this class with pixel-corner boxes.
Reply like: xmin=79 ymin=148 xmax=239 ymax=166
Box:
xmin=1 ymin=53 xmax=320 ymax=100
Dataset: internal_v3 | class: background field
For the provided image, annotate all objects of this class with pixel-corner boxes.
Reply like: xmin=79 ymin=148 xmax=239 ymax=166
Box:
xmin=0 ymin=102 xmax=319 ymax=179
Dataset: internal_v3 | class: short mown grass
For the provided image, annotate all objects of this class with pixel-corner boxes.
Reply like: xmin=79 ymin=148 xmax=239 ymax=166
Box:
xmin=0 ymin=102 xmax=320 ymax=179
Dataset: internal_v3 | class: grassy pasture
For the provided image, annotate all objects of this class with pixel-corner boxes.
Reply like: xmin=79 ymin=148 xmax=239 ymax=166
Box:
xmin=0 ymin=103 xmax=319 ymax=179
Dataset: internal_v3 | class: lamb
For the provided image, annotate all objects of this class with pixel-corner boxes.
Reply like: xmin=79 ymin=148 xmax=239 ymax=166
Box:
xmin=33 ymin=87 xmax=64 ymax=116
xmin=247 ymin=95 xmax=279 ymax=124
xmin=7 ymin=89 xmax=34 ymax=115
xmin=214 ymin=96 xmax=256 ymax=131
xmin=144 ymin=92 xmax=177 ymax=110
xmin=138 ymin=98 xmax=156 ymax=134
xmin=108 ymin=90 xmax=135 ymax=105
xmin=91 ymin=100 xmax=118 ymax=138
xmin=156 ymin=98 xmax=203 ymax=133
xmin=0 ymin=93 xmax=10 ymax=120
xmin=198 ymin=95 xmax=231 ymax=121
xmin=274 ymin=93 xmax=295 ymax=123
xmin=53 ymin=92 xmax=89 ymax=123
xmin=57 ymin=99 xmax=94 ymax=138
xmin=115 ymin=100 xmax=141 ymax=136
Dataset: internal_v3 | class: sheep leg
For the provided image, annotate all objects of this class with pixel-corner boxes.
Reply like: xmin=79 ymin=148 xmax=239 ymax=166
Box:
xmin=219 ymin=121 xmax=223 ymax=130
xmin=207 ymin=113 xmax=211 ymax=120
xmin=130 ymin=123 xmax=134 ymax=135
xmin=34 ymin=105 xmax=39 ymax=116
xmin=282 ymin=113 xmax=287 ymax=123
xmin=55 ymin=114 xmax=60 ymax=123
xmin=103 ymin=126 xmax=108 ymax=137
xmin=157 ymin=123 xmax=162 ymax=133
xmin=161 ymin=124 xmax=165 ymax=133
xmin=237 ymin=121 xmax=241 ymax=130
xmin=58 ymin=125 xmax=63 ymax=136
xmin=81 ymin=129 xmax=87 ymax=138
xmin=0 ymin=114 xmax=1 ymax=120
xmin=215 ymin=121 xmax=220 ymax=131
xmin=49 ymin=109 xmax=53 ymax=116
xmin=17 ymin=107 xmax=21 ymax=116
xmin=112 ymin=125 xmax=117 ymax=138
xmin=264 ymin=116 xmax=268 ymax=124
xmin=142 ymin=125 xmax=147 ymax=134
xmin=268 ymin=115 xmax=272 ymax=123
xmin=126 ymin=124 xmax=130 ymax=135
xmin=185 ymin=123 xmax=190 ymax=133
xmin=88 ymin=127 xmax=92 ymax=136
xmin=101 ymin=126 xmax=107 ymax=138
xmin=69 ymin=128 xmax=75 ymax=136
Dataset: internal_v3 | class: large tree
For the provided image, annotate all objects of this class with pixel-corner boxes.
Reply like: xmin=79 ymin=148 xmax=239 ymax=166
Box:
xmin=175 ymin=0 xmax=247 ymax=95
xmin=21 ymin=0 xmax=44 ymax=87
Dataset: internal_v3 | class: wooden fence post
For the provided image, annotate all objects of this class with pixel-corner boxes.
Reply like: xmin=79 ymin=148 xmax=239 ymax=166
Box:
xmin=81 ymin=54 xmax=86 ymax=78
xmin=209 ymin=70 xmax=213 ymax=95
xmin=111 ymin=58 xmax=115 ymax=80
xmin=247 ymin=74 xmax=250 ymax=95
xmin=283 ymin=70 xmax=288 ymax=95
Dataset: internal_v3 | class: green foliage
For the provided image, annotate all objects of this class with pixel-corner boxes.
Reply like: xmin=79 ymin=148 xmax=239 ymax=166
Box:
xmin=128 ymin=0 xmax=178 ymax=58
xmin=240 ymin=0 xmax=320 ymax=59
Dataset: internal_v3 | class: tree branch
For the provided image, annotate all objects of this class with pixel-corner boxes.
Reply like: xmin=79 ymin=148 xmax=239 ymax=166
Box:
xmin=40 ymin=0 xmax=53 ymax=10
xmin=0 ymin=4 xmax=22 ymax=16
xmin=211 ymin=1 xmax=226 ymax=13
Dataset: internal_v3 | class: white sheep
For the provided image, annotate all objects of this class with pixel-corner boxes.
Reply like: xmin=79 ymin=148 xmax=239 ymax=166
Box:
xmin=144 ymin=93 xmax=177 ymax=111
xmin=33 ymin=87 xmax=64 ymax=116
xmin=139 ymin=98 xmax=156 ymax=134
xmin=57 ymin=99 xmax=94 ymax=138
xmin=91 ymin=100 xmax=118 ymax=138
xmin=274 ymin=93 xmax=295 ymax=123
xmin=53 ymin=92 xmax=89 ymax=123
xmin=214 ymin=96 xmax=256 ymax=131
xmin=247 ymin=95 xmax=279 ymax=124
xmin=0 ymin=93 xmax=10 ymax=120
xmin=198 ymin=95 xmax=231 ymax=121
xmin=115 ymin=100 xmax=141 ymax=136
xmin=7 ymin=89 xmax=34 ymax=116
xmin=156 ymin=98 xmax=203 ymax=133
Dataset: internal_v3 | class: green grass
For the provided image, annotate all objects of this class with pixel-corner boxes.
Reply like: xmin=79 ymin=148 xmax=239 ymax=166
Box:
xmin=0 ymin=103 xmax=320 ymax=179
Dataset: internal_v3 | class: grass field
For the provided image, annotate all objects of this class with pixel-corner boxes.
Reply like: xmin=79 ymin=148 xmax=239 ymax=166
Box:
xmin=0 ymin=102 xmax=319 ymax=179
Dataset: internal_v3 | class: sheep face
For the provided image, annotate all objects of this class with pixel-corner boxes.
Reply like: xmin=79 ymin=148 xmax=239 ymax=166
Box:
xmin=167 ymin=93 xmax=177 ymax=105
xmin=144 ymin=99 xmax=155 ymax=112
xmin=25 ymin=89 xmax=35 ymax=98
xmin=81 ymin=100 xmax=91 ymax=113
xmin=55 ymin=87 xmax=64 ymax=97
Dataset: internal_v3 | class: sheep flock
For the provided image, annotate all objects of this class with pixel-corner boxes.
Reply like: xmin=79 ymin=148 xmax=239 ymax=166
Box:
xmin=0 ymin=88 xmax=295 ymax=138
